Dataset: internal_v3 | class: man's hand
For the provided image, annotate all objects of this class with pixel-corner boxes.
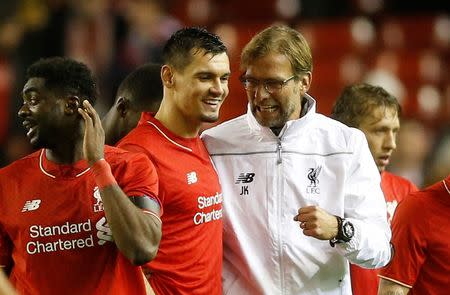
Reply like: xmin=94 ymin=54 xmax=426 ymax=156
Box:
xmin=78 ymin=100 xmax=105 ymax=166
xmin=293 ymin=206 xmax=338 ymax=240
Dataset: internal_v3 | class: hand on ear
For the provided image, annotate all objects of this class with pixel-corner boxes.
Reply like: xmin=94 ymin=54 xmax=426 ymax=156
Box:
xmin=66 ymin=96 xmax=81 ymax=115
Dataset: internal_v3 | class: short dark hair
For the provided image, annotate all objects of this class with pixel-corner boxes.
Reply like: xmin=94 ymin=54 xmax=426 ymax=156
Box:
xmin=117 ymin=63 xmax=163 ymax=110
xmin=331 ymin=83 xmax=401 ymax=128
xmin=26 ymin=57 xmax=97 ymax=104
xmin=162 ymin=27 xmax=227 ymax=70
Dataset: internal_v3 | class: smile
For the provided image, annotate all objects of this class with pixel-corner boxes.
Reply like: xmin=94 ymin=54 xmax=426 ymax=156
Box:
xmin=258 ymin=105 xmax=278 ymax=112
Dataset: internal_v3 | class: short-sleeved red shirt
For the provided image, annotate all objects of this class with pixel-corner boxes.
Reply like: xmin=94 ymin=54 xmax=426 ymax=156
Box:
xmin=379 ymin=175 xmax=450 ymax=294
xmin=0 ymin=146 xmax=158 ymax=295
xmin=118 ymin=113 xmax=223 ymax=295
xmin=350 ymin=171 xmax=418 ymax=295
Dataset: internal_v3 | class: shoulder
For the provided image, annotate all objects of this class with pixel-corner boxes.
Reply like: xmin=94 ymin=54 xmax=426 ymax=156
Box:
xmin=201 ymin=115 xmax=248 ymax=152
xmin=104 ymin=145 xmax=153 ymax=168
xmin=298 ymin=113 xmax=368 ymax=153
xmin=0 ymin=150 xmax=41 ymax=178
xmin=395 ymin=191 xmax=427 ymax=217
xmin=383 ymin=171 xmax=418 ymax=191
xmin=202 ymin=115 xmax=247 ymax=139
xmin=116 ymin=123 xmax=159 ymax=154
xmin=118 ymin=123 xmax=154 ymax=145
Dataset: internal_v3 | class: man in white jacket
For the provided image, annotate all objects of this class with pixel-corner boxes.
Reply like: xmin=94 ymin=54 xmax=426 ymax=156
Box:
xmin=201 ymin=25 xmax=392 ymax=295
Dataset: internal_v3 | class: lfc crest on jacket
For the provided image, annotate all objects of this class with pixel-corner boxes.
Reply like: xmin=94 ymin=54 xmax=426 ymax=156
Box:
xmin=306 ymin=166 xmax=322 ymax=194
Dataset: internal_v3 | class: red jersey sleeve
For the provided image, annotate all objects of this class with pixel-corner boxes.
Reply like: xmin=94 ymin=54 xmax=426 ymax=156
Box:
xmin=109 ymin=151 xmax=161 ymax=210
xmin=379 ymin=196 xmax=427 ymax=287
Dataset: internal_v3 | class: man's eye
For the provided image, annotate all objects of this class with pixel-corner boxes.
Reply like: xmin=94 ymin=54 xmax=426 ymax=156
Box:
xmin=245 ymin=79 xmax=258 ymax=86
xmin=265 ymin=81 xmax=282 ymax=87
xmin=29 ymin=97 xmax=39 ymax=106
xmin=199 ymin=75 xmax=211 ymax=81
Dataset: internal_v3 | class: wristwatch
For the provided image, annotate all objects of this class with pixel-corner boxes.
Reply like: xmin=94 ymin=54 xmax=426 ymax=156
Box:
xmin=329 ymin=216 xmax=354 ymax=247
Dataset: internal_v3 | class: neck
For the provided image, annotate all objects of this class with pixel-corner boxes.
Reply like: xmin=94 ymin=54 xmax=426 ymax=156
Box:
xmin=270 ymin=126 xmax=283 ymax=136
xmin=155 ymin=102 xmax=200 ymax=138
xmin=45 ymin=137 xmax=85 ymax=164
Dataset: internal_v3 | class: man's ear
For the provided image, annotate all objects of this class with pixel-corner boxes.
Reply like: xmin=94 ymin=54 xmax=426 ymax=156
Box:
xmin=299 ymin=72 xmax=312 ymax=92
xmin=161 ymin=65 xmax=174 ymax=88
xmin=65 ymin=95 xmax=81 ymax=115
xmin=116 ymin=97 xmax=130 ymax=118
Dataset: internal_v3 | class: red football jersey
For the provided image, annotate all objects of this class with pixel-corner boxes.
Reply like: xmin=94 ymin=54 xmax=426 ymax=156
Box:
xmin=351 ymin=171 xmax=418 ymax=295
xmin=0 ymin=146 xmax=158 ymax=295
xmin=117 ymin=113 xmax=223 ymax=295
xmin=379 ymin=175 xmax=450 ymax=294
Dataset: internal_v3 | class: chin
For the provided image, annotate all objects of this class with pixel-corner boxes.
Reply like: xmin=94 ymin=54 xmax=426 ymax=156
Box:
xmin=28 ymin=136 xmax=40 ymax=148
xmin=201 ymin=114 xmax=219 ymax=123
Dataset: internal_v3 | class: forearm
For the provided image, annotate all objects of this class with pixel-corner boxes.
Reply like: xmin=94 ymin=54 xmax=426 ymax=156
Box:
xmin=100 ymin=185 xmax=162 ymax=265
xmin=78 ymin=100 xmax=161 ymax=264
xmin=0 ymin=269 xmax=16 ymax=295
xmin=92 ymin=159 xmax=161 ymax=265
xmin=378 ymin=278 xmax=410 ymax=295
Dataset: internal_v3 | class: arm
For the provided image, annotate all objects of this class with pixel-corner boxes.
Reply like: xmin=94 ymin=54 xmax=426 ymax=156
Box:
xmin=79 ymin=100 xmax=162 ymax=265
xmin=294 ymin=131 xmax=392 ymax=268
xmin=378 ymin=278 xmax=410 ymax=295
xmin=0 ymin=270 xmax=16 ymax=295
xmin=338 ymin=131 xmax=392 ymax=268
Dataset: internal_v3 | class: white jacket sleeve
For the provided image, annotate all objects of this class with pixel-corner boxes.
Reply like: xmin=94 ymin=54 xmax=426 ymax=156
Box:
xmin=335 ymin=131 xmax=392 ymax=269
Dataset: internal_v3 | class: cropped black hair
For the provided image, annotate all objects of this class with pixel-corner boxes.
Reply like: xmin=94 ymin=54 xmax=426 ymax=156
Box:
xmin=162 ymin=27 xmax=227 ymax=70
xmin=26 ymin=57 xmax=97 ymax=104
xmin=117 ymin=63 xmax=163 ymax=110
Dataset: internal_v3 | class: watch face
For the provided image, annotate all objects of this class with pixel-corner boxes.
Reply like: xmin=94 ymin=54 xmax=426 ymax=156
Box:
xmin=342 ymin=221 xmax=354 ymax=239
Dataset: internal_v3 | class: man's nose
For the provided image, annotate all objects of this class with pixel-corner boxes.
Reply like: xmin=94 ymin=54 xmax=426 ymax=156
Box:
xmin=210 ymin=78 xmax=225 ymax=96
xmin=18 ymin=103 xmax=31 ymax=118
xmin=253 ymin=83 xmax=270 ymax=102
xmin=383 ymin=132 xmax=397 ymax=150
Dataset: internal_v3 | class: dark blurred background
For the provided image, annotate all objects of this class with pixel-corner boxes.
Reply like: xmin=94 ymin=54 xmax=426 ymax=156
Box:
xmin=0 ymin=0 xmax=449 ymax=187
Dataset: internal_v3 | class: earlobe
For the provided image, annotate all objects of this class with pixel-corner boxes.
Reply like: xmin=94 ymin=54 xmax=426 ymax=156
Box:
xmin=161 ymin=65 xmax=174 ymax=88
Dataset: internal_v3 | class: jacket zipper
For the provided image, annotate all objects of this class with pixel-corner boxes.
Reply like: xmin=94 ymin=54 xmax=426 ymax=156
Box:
xmin=276 ymin=141 xmax=282 ymax=164
xmin=276 ymin=139 xmax=285 ymax=293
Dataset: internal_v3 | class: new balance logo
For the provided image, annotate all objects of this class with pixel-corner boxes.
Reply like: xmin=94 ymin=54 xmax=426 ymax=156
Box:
xmin=235 ymin=173 xmax=255 ymax=184
xmin=22 ymin=199 xmax=41 ymax=212
xmin=187 ymin=172 xmax=198 ymax=185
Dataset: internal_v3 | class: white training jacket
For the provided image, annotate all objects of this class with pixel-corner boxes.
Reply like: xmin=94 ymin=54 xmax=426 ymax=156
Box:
xmin=201 ymin=94 xmax=392 ymax=295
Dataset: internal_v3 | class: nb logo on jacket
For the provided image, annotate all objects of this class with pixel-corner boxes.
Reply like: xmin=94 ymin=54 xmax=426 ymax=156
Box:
xmin=235 ymin=173 xmax=255 ymax=184
xmin=236 ymin=173 xmax=255 ymax=196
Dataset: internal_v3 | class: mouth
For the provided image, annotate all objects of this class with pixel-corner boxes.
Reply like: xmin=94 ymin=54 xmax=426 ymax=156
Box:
xmin=377 ymin=155 xmax=391 ymax=167
xmin=257 ymin=105 xmax=279 ymax=113
xmin=202 ymin=98 xmax=222 ymax=108
xmin=22 ymin=120 xmax=37 ymax=138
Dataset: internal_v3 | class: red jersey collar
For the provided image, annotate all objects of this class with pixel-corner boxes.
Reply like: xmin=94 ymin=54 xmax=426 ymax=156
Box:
xmin=139 ymin=112 xmax=201 ymax=152
xmin=39 ymin=149 xmax=91 ymax=179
